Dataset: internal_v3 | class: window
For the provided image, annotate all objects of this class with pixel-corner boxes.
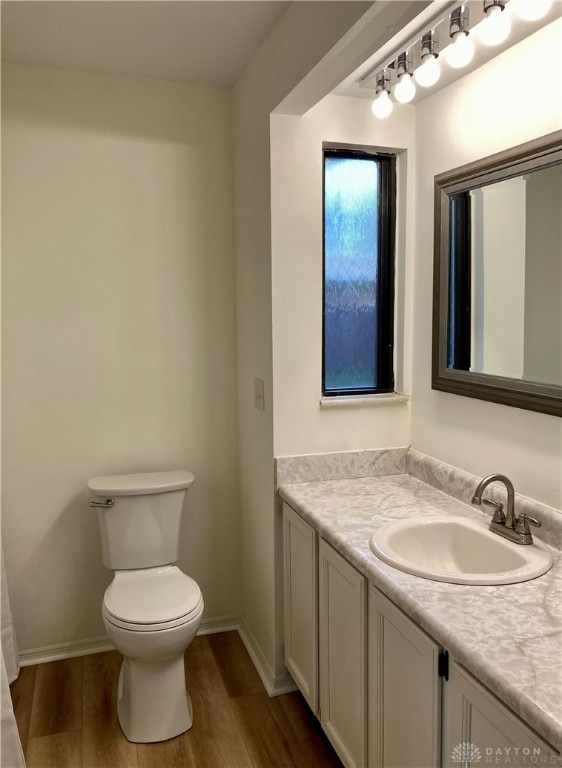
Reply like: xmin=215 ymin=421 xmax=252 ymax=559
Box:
xmin=322 ymin=148 xmax=396 ymax=396
xmin=448 ymin=192 xmax=471 ymax=371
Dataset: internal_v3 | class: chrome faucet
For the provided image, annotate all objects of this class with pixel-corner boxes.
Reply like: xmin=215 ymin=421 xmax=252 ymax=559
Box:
xmin=472 ymin=473 xmax=516 ymax=527
xmin=471 ymin=473 xmax=541 ymax=545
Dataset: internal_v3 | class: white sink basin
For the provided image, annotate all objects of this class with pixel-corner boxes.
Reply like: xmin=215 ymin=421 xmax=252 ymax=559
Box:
xmin=369 ymin=516 xmax=553 ymax=585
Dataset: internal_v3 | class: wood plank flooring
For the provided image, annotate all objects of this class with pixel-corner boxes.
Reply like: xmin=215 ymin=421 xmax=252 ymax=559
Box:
xmin=10 ymin=631 xmax=343 ymax=768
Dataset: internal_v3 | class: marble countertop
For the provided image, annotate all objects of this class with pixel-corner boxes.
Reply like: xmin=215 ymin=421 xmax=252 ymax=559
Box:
xmin=278 ymin=473 xmax=562 ymax=751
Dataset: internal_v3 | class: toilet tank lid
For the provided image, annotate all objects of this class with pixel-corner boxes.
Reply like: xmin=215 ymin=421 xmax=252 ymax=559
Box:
xmin=87 ymin=470 xmax=195 ymax=496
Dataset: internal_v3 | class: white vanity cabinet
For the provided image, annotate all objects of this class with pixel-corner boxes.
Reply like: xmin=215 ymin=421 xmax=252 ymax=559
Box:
xmin=282 ymin=503 xmax=367 ymax=768
xmin=443 ymin=661 xmax=557 ymax=768
xmin=282 ymin=502 xmax=559 ymax=768
xmin=282 ymin=502 xmax=318 ymax=713
xmin=369 ymin=586 xmax=442 ymax=768
xmin=319 ymin=538 xmax=367 ymax=768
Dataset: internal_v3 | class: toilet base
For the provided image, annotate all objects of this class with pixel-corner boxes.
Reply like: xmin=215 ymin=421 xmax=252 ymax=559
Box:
xmin=117 ymin=653 xmax=193 ymax=743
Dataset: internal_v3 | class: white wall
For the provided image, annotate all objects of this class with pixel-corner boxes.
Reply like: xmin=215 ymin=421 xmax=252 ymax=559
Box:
xmin=1 ymin=64 xmax=240 ymax=653
xmin=232 ymin=2 xmax=373 ymax=686
xmin=470 ymin=179 xmax=526 ymax=378
xmin=412 ymin=20 xmax=562 ymax=509
xmin=524 ymin=164 xmax=562 ymax=386
xmin=271 ymin=95 xmax=414 ymax=457
xmin=5 ymin=4 xmax=559 ymax=682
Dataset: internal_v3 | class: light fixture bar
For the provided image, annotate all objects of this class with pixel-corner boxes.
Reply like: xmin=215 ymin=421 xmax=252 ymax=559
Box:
xmin=359 ymin=0 xmax=558 ymax=116
xmin=360 ymin=1 xmax=456 ymax=89
xmin=360 ymin=1 xmax=487 ymax=89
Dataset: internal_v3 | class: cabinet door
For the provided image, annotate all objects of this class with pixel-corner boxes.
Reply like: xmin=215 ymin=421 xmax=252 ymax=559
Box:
xmin=283 ymin=503 xmax=318 ymax=713
xmin=443 ymin=661 xmax=558 ymax=768
xmin=319 ymin=539 xmax=367 ymax=768
xmin=369 ymin=586 xmax=441 ymax=768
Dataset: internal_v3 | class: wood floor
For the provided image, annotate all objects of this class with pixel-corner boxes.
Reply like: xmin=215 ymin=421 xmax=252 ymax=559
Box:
xmin=10 ymin=630 xmax=343 ymax=768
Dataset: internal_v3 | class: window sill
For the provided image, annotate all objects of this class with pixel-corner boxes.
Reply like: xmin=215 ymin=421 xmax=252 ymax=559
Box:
xmin=319 ymin=393 xmax=409 ymax=408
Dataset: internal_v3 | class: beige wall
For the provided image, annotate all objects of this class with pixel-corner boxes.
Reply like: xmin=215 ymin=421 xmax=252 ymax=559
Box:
xmin=470 ymin=179 xmax=527 ymax=378
xmin=235 ymin=11 xmax=562 ymax=690
xmin=524 ymin=164 xmax=562 ymax=386
xmin=271 ymin=95 xmax=415 ymax=457
xmin=5 ymin=3 xmax=559 ymax=680
xmin=412 ymin=20 xmax=562 ymax=509
xmin=1 ymin=1 xmax=417 ymax=675
xmin=1 ymin=64 xmax=240 ymax=653
xmin=232 ymin=2 xmax=373 ymax=686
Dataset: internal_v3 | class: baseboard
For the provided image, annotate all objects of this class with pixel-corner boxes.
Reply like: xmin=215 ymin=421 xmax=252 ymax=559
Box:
xmin=19 ymin=636 xmax=115 ymax=667
xmin=18 ymin=615 xmax=242 ymax=667
xmin=17 ymin=616 xmax=295 ymax=699
xmin=197 ymin=615 xmax=240 ymax=636
xmin=237 ymin=620 xmax=297 ymax=698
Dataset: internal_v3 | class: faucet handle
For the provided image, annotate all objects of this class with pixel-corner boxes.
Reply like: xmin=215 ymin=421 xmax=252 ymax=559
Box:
xmin=482 ymin=497 xmax=505 ymax=524
xmin=514 ymin=513 xmax=541 ymax=535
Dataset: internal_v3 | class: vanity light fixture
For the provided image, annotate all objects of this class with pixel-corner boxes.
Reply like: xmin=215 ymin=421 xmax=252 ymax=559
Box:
xmin=478 ymin=0 xmax=511 ymax=46
xmin=366 ymin=0 xmax=555 ymax=119
xmin=414 ymin=30 xmax=441 ymax=88
xmin=371 ymin=69 xmax=393 ymax=118
xmin=511 ymin=0 xmax=553 ymax=20
xmin=444 ymin=6 xmax=475 ymax=68
xmin=393 ymin=52 xmax=416 ymax=103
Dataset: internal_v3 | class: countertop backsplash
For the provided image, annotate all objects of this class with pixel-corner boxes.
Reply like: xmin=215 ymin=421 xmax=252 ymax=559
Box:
xmin=275 ymin=447 xmax=561 ymax=550
xmin=275 ymin=447 xmax=407 ymax=487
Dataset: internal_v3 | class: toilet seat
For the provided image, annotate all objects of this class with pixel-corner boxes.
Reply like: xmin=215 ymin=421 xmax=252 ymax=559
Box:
xmin=103 ymin=565 xmax=203 ymax=632
xmin=103 ymin=601 xmax=203 ymax=632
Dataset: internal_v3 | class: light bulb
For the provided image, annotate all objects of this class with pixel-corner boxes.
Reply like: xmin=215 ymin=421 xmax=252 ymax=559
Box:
xmin=477 ymin=4 xmax=511 ymax=46
xmin=511 ymin=0 xmax=552 ymax=20
xmin=371 ymin=90 xmax=393 ymax=119
xmin=393 ymin=73 xmax=416 ymax=103
xmin=444 ymin=31 xmax=475 ymax=69
xmin=414 ymin=55 xmax=441 ymax=87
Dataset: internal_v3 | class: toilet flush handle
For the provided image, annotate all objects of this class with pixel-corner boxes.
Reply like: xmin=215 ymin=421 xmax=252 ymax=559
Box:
xmin=89 ymin=499 xmax=114 ymax=508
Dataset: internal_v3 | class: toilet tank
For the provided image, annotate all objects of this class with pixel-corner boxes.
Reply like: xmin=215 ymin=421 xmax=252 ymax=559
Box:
xmin=87 ymin=470 xmax=195 ymax=570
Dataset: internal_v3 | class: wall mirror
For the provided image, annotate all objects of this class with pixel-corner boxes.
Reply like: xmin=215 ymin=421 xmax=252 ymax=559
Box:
xmin=432 ymin=131 xmax=562 ymax=417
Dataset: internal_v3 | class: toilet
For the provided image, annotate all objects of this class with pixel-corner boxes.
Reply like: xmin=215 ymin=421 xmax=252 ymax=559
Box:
xmin=88 ymin=470 xmax=203 ymax=744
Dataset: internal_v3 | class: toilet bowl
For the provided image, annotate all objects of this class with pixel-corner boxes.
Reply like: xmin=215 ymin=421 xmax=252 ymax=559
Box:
xmin=102 ymin=565 xmax=203 ymax=743
xmin=88 ymin=470 xmax=203 ymax=744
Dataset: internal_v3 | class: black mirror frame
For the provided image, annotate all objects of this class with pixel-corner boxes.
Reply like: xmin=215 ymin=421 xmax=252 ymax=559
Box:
xmin=432 ymin=130 xmax=562 ymax=417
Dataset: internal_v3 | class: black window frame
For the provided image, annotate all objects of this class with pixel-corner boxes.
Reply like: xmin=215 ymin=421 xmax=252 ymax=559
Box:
xmin=322 ymin=147 xmax=397 ymax=397
xmin=447 ymin=192 xmax=472 ymax=371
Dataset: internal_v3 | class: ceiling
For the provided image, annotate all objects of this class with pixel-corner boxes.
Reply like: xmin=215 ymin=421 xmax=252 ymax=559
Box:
xmin=1 ymin=1 xmax=290 ymax=86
